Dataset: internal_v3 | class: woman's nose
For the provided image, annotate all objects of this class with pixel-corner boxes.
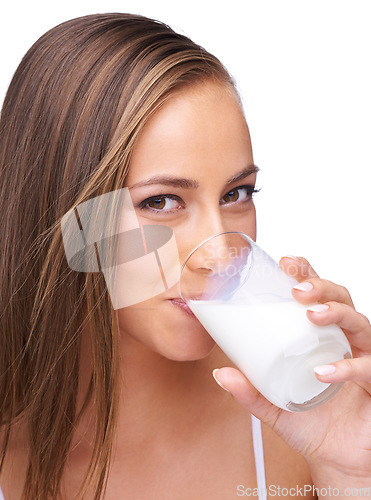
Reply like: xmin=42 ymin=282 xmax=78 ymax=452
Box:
xmin=185 ymin=232 xmax=231 ymax=274
xmin=179 ymin=231 xmax=252 ymax=302
xmin=179 ymin=232 xmax=232 ymax=302
xmin=181 ymin=209 xmax=231 ymax=270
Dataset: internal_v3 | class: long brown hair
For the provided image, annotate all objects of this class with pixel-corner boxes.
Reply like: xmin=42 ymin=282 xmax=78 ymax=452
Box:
xmin=0 ymin=13 xmax=236 ymax=499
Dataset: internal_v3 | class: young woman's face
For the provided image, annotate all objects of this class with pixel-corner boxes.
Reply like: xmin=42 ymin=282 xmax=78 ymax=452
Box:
xmin=119 ymin=80 xmax=257 ymax=361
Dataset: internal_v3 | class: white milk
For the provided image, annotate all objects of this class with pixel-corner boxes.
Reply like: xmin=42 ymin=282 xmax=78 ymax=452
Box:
xmin=189 ymin=299 xmax=352 ymax=410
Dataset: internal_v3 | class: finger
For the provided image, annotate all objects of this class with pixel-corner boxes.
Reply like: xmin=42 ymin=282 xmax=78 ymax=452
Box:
xmin=306 ymin=301 xmax=371 ymax=353
xmin=212 ymin=367 xmax=282 ymax=425
xmin=314 ymin=356 xmax=371 ymax=384
xmin=279 ymin=256 xmax=319 ymax=282
xmin=292 ymin=278 xmax=354 ymax=308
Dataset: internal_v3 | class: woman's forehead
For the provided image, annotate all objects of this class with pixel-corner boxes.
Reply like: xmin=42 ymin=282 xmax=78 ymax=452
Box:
xmin=126 ymin=81 xmax=252 ymax=183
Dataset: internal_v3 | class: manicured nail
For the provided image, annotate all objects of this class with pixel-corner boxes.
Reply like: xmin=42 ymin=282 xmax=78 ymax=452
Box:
xmin=307 ymin=304 xmax=330 ymax=313
xmin=314 ymin=364 xmax=336 ymax=376
xmin=212 ymin=369 xmax=230 ymax=392
xmin=284 ymin=255 xmax=299 ymax=261
xmin=293 ymin=282 xmax=314 ymax=292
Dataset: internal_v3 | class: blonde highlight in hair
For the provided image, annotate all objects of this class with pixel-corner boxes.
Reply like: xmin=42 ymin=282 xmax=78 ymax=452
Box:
xmin=0 ymin=13 xmax=236 ymax=499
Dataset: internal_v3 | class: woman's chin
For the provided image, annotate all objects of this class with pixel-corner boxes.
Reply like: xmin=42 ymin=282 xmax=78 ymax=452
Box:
xmin=162 ymin=333 xmax=216 ymax=362
xmin=118 ymin=296 xmax=217 ymax=362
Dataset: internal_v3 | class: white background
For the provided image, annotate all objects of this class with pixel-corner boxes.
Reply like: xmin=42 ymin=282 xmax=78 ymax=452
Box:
xmin=1 ymin=0 xmax=370 ymax=317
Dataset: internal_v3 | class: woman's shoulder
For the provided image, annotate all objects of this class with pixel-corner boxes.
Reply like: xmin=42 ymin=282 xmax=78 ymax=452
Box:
xmin=203 ymin=348 xmax=315 ymax=492
xmin=261 ymin=421 xmax=314 ymax=495
xmin=0 ymin=417 xmax=29 ymax=452
xmin=0 ymin=421 xmax=29 ymax=500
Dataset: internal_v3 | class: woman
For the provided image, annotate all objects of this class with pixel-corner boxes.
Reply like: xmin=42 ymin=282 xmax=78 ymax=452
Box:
xmin=0 ymin=13 xmax=370 ymax=499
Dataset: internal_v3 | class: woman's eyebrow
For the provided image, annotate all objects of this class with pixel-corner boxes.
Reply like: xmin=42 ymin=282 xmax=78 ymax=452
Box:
xmin=226 ymin=164 xmax=259 ymax=185
xmin=128 ymin=164 xmax=259 ymax=190
xmin=129 ymin=176 xmax=199 ymax=189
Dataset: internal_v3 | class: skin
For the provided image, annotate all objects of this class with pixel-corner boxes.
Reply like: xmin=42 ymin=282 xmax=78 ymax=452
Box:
xmin=215 ymin=258 xmax=371 ymax=494
xmin=65 ymin=81 xmax=313 ymax=498
xmin=101 ymin=80 xmax=314 ymax=497
xmin=1 ymin=80 xmax=370 ymax=498
xmin=118 ymin=82 xmax=258 ymax=363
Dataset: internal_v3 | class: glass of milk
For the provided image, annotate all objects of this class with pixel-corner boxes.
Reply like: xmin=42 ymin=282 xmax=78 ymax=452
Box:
xmin=179 ymin=232 xmax=352 ymax=412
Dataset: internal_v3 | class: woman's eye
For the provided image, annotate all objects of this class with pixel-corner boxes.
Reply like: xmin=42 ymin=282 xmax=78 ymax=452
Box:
xmin=221 ymin=186 xmax=257 ymax=204
xmin=139 ymin=195 xmax=182 ymax=212
xmin=222 ymin=189 xmax=240 ymax=203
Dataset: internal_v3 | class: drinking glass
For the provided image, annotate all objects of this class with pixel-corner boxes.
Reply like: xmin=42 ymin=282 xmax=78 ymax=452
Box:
xmin=179 ymin=232 xmax=352 ymax=412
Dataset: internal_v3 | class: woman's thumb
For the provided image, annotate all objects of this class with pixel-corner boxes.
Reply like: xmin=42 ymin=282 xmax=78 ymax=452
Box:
xmin=212 ymin=367 xmax=282 ymax=426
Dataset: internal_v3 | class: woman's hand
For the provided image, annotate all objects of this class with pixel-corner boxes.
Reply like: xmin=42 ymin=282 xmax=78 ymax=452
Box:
xmin=212 ymin=256 xmax=371 ymax=488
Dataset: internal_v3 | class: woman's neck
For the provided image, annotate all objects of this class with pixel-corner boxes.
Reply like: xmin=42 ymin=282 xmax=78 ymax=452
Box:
xmin=73 ymin=329 xmax=233 ymax=457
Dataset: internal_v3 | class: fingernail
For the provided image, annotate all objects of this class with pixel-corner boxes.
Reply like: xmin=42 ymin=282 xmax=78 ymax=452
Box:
xmin=307 ymin=304 xmax=330 ymax=313
xmin=293 ymin=282 xmax=314 ymax=292
xmin=212 ymin=369 xmax=230 ymax=392
xmin=314 ymin=364 xmax=336 ymax=376
xmin=283 ymin=255 xmax=299 ymax=261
